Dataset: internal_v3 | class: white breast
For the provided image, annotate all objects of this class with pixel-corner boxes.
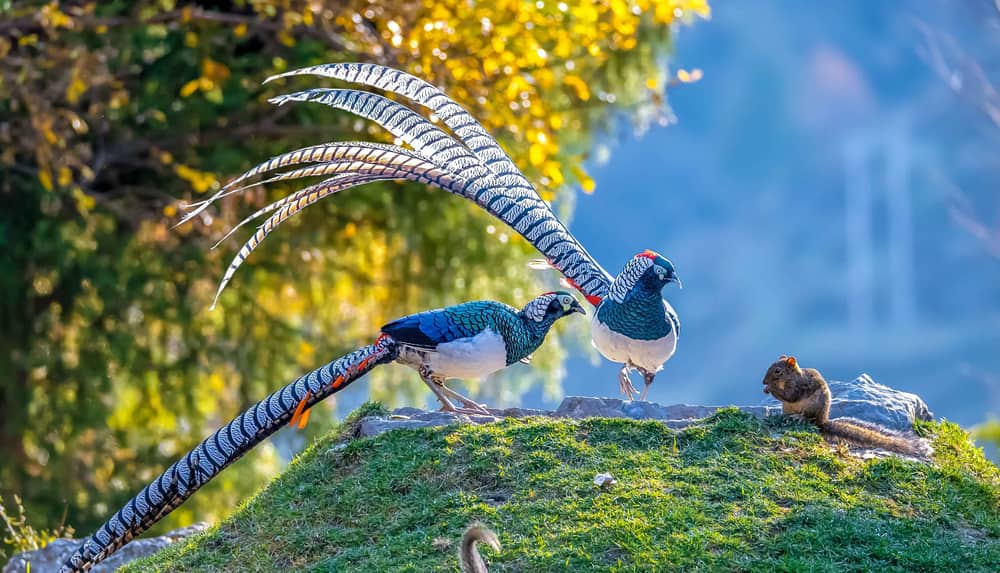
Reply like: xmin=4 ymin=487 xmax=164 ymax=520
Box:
xmin=423 ymin=327 xmax=509 ymax=380
xmin=590 ymin=304 xmax=678 ymax=373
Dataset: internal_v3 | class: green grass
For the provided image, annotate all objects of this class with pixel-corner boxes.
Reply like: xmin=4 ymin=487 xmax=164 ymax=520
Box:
xmin=125 ymin=408 xmax=1000 ymax=572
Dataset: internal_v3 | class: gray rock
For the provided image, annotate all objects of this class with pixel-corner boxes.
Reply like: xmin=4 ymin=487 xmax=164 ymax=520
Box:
xmin=827 ymin=374 xmax=934 ymax=431
xmin=3 ymin=523 xmax=209 ymax=573
xmin=358 ymin=411 xmax=474 ymax=437
xmin=553 ymin=396 xmax=779 ymax=424
xmin=355 ymin=376 xmax=931 ymax=439
xmin=357 ymin=406 xmax=556 ymax=438
xmin=554 ymin=396 xmax=657 ymax=419
xmin=485 ymin=406 xmax=551 ymax=418
xmin=389 ymin=407 xmax=434 ymax=418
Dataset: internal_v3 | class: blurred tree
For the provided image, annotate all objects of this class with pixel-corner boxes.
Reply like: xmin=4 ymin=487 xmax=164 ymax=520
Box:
xmin=915 ymin=2 xmax=1000 ymax=451
xmin=915 ymin=1 xmax=1000 ymax=260
xmin=972 ymin=419 xmax=1000 ymax=449
xmin=0 ymin=0 xmax=707 ymax=541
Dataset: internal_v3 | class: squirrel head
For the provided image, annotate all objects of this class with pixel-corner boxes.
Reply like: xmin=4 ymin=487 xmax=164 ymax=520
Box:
xmin=762 ymin=355 xmax=801 ymax=395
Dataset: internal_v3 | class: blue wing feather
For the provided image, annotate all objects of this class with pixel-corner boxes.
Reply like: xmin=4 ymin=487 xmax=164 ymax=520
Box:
xmin=380 ymin=301 xmax=510 ymax=348
xmin=380 ymin=312 xmax=447 ymax=348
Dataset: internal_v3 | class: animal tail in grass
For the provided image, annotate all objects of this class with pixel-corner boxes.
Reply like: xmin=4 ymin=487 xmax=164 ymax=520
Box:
xmin=822 ymin=419 xmax=931 ymax=457
xmin=460 ymin=523 xmax=501 ymax=573
xmin=59 ymin=335 xmax=398 ymax=573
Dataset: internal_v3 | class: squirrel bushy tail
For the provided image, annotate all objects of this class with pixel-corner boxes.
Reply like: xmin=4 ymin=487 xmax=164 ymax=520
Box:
xmin=822 ymin=419 xmax=930 ymax=457
xmin=460 ymin=524 xmax=501 ymax=573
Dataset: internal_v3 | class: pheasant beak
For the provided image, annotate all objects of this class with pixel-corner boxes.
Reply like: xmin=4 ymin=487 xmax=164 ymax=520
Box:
xmin=671 ymin=274 xmax=683 ymax=290
xmin=570 ymin=300 xmax=587 ymax=315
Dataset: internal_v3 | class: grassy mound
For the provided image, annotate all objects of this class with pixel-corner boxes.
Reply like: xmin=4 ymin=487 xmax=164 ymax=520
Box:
xmin=126 ymin=406 xmax=999 ymax=572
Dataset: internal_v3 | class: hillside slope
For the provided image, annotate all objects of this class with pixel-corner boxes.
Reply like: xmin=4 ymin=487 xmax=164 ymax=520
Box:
xmin=125 ymin=407 xmax=999 ymax=572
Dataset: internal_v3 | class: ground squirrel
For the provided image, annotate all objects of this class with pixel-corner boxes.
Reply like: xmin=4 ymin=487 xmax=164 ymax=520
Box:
xmin=762 ymin=356 xmax=930 ymax=457
xmin=459 ymin=524 xmax=501 ymax=573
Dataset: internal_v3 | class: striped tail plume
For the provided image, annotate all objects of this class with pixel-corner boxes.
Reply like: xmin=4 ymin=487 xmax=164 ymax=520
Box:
xmin=207 ymin=148 xmax=465 ymax=309
xmin=59 ymin=335 xmax=398 ymax=573
xmin=265 ymin=63 xmax=528 ymax=186
xmin=186 ymin=63 xmax=613 ymax=309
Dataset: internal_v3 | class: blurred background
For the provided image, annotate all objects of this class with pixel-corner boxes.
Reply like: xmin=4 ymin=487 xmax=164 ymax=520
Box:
xmin=566 ymin=1 xmax=1000 ymax=429
xmin=1 ymin=0 xmax=998 ymax=555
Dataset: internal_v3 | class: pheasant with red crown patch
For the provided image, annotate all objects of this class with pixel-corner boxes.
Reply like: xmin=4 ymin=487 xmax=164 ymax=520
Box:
xmin=591 ymin=250 xmax=681 ymax=400
xmin=181 ymin=62 xmax=682 ymax=400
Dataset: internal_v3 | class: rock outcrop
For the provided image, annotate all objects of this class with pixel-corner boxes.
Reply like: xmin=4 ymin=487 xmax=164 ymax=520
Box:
xmin=3 ymin=523 xmax=208 ymax=573
xmin=353 ymin=373 xmax=933 ymax=439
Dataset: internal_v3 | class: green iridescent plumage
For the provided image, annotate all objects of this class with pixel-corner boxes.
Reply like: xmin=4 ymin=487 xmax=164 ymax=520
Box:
xmin=383 ymin=295 xmax=583 ymax=365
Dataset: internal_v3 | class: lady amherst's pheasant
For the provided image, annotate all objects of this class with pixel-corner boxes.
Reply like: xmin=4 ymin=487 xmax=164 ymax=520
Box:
xmin=61 ymin=291 xmax=584 ymax=573
xmin=181 ymin=63 xmax=681 ymax=401
xmin=181 ymin=64 xmax=680 ymax=399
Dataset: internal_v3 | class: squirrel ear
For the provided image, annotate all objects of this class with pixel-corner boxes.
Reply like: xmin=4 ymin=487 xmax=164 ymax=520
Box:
xmin=778 ymin=354 xmax=788 ymax=361
xmin=785 ymin=356 xmax=797 ymax=367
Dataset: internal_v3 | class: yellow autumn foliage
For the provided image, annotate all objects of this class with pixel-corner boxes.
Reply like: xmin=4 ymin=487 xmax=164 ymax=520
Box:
xmin=0 ymin=0 xmax=707 ymax=542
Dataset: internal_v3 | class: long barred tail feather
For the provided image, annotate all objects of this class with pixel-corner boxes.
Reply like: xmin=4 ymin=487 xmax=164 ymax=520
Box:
xmin=190 ymin=63 xmax=614 ymax=307
xmin=259 ymin=72 xmax=614 ymax=303
xmin=221 ymin=141 xmax=421 ymax=194
xmin=59 ymin=335 xmax=399 ymax=573
xmin=178 ymin=141 xmax=437 ymax=226
xmin=215 ymin=143 xmax=465 ymax=217
xmin=269 ymin=89 xmax=487 ymax=180
xmin=266 ymin=88 xmax=530 ymax=196
xmin=211 ymin=174 xmax=354 ymax=250
xmin=213 ymin=142 xmax=448 ymax=202
xmin=209 ymin=153 xmax=466 ymax=308
xmin=264 ymin=63 xmax=529 ymax=190
xmin=208 ymin=146 xmax=464 ymax=250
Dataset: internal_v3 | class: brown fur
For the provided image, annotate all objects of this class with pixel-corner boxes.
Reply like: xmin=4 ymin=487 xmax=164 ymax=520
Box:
xmin=459 ymin=524 xmax=500 ymax=573
xmin=763 ymin=356 xmax=929 ymax=457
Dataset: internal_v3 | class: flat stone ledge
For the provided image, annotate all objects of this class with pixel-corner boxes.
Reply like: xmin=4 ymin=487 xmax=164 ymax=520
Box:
xmin=356 ymin=400 xmax=778 ymax=439
xmin=355 ymin=374 xmax=933 ymax=439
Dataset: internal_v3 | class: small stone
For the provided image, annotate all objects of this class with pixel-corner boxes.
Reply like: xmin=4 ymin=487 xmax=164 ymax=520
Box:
xmin=594 ymin=472 xmax=617 ymax=488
